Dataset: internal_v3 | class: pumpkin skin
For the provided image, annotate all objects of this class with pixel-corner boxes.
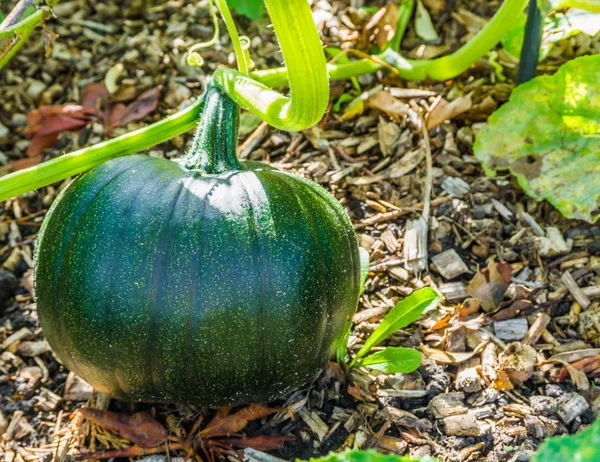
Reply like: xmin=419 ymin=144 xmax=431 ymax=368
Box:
xmin=34 ymin=83 xmax=360 ymax=406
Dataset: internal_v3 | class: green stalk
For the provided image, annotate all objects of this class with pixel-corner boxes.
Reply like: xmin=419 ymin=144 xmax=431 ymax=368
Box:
xmin=0 ymin=100 xmax=205 ymax=201
xmin=516 ymin=0 xmax=543 ymax=84
xmin=214 ymin=0 xmax=249 ymax=75
xmin=252 ymin=0 xmax=529 ymax=85
xmin=0 ymin=0 xmax=328 ymax=201
xmin=212 ymin=0 xmax=329 ymax=131
xmin=388 ymin=0 xmax=415 ymax=52
xmin=0 ymin=0 xmax=527 ymax=201
xmin=0 ymin=7 xmax=47 ymax=70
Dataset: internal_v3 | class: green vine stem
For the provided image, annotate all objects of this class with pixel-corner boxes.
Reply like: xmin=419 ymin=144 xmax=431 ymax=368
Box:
xmin=388 ymin=0 xmax=415 ymax=52
xmin=212 ymin=0 xmax=329 ymax=131
xmin=0 ymin=101 xmax=205 ymax=201
xmin=516 ymin=0 xmax=543 ymax=84
xmin=0 ymin=0 xmax=528 ymax=202
xmin=0 ymin=4 xmax=49 ymax=70
xmin=214 ymin=0 xmax=249 ymax=75
xmin=252 ymin=0 xmax=528 ymax=86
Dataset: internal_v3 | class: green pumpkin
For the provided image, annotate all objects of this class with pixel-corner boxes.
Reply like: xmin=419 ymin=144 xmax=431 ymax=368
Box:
xmin=34 ymin=82 xmax=360 ymax=405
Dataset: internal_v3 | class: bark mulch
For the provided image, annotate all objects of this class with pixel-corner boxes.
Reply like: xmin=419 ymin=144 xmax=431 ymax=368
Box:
xmin=0 ymin=1 xmax=599 ymax=461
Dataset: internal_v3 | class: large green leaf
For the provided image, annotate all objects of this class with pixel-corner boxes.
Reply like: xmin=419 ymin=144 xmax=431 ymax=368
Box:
xmin=351 ymin=287 xmax=440 ymax=364
xmin=474 ymin=54 xmax=600 ymax=223
xmin=549 ymin=0 xmax=600 ymax=12
xmin=532 ymin=417 xmax=600 ymax=461
xmin=226 ymin=0 xmax=265 ymax=19
xmin=358 ymin=347 xmax=422 ymax=374
xmin=304 ymin=449 xmax=436 ymax=462
xmin=502 ymin=9 xmax=600 ymax=59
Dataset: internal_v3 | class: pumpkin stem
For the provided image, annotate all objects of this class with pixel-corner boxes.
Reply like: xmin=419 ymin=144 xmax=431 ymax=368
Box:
xmin=183 ymin=81 xmax=241 ymax=173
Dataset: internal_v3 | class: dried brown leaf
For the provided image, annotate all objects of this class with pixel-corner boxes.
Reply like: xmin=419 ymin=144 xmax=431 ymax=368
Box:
xmin=25 ymin=105 xmax=97 ymax=156
xmin=421 ymin=341 xmax=488 ymax=364
xmin=427 ymin=94 xmax=472 ymax=129
xmin=365 ymin=4 xmax=399 ymax=49
xmin=222 ymin=435 xmax=295 ymax=450
xmin=467 ymin=259 xmax=512 ymax=312
xmin=199 ymin=404 xmax=278 ymax=439
xmin=113 ymin=87 xmax=161 ymax=128
xmin=494 ymin=342 xmax=536 ymax=388
xmin=82 ymin=83 xmax=110 ymax=109
xmin=79 ymin=408 xmax=167 ymax=448
xmin=368 ymin=91 xmax=409 ymax=122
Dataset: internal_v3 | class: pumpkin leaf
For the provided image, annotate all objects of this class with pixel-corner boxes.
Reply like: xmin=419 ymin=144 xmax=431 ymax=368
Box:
xmin=352 ymin=287 xmax=440 ymax=365
xmin=473 ymin=54 xmax=600 ymax=223
xmin=502 ymin=8 xmax=600 ymax=59
xmin=226 ymin=0 xmax=264 ymax=19
xmin=532 ymin=415 xmax=600 ymax=462
xmin=549 ymin=0 xmax=600 ymax=12
xmin=199 ymin=404 xmax=279 ymax=438
xmin=79 ymin=408 xmax=167 ymax=448
xmin=358 ymin=347 xmax=422 ymax=373
xmin=303 ymin=449 xmax=436 ymax=461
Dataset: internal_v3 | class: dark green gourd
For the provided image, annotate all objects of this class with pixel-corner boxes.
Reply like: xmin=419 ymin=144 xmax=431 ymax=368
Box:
xmin=34 ymin=82 xmax=360 ymax=405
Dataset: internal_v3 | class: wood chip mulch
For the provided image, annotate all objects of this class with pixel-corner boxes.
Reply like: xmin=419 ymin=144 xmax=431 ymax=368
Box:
xmin=0 ymin=1 xmax=599 ymax=461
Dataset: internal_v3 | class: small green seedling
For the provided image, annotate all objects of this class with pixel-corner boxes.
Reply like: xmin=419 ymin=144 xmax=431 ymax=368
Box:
xmin=347 ymin=287 xmax=440 ymax=374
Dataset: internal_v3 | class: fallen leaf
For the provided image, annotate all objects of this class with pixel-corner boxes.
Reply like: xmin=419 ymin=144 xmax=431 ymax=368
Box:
xmin=113 ymin=87 xmax=161 ymax=128
xmin=427 ymin=94 xmax=473 ymax=129
xmin=368 ymin=90 xmax=409 ymax=122
xmin=79 ymin=408 xmax=167 ymax=448
xmin=421 ymin=341 xmax=488 ymax=364
xmin=200 ymin=404 xmax=279 ymax=438
xmin=467 ymin=259 xmax=512 ymax=312
xmin=42 ymin=29 xmax=59 ymax=58
xmin=365 ymin=4 xmax=399 ymax=49
xmin=205 ymin=407 xmax=232 ymax=430
xmin=377 ymin=117 xmax=401 ymax=156
xmin=558 ymin=355 xmax=600 ymax=380
xmin=494 ymin=342 xmax=537 ymax=388
xmin=222 ymin=435 xmax=295 ymax=450
xmin=545 ymin=359 xmax=590 ymax=390
xmin=10 ymin=155 xmax=44 ymax=172
xmin=25 ymin=105 xmax=97 ymax=157
xmin=82 ymin=83 xmax=110 ymax=109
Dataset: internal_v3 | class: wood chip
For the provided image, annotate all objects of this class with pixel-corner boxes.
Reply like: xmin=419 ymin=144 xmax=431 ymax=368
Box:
xmin=297 ymin=408 xmax=328 ymax=442
xmin=522 ymin=313 xmax=551 ymax=345
xmin=494 ymin=318 xmax=529 ymax=341
xmin=380 ymin=407 xmax=419 ymax=427
xmin=491 ymin=198 xmax=514 ymax=221
xmin=404 ymin=216 xmax=428 ymax=273
xmin=443 ymin=413 xmax=480 ymax=436
xmin=63 ymin=372 xmax=94 ymax=401
xmin=439 ymin=282 xmax=469 ymax=301
xmin=1 ymin=327 xmax=33 ymax=349
xmin=431 ymin=249 xmax=469 ymax=279
xmin=380 ymin=229 xmax=399 ymax=253
xmin=429 ymin=392 xmax=468 ymax=419
xmin=562 ymin=271 xmax=591 ymax=309
xmin=555 ymin=393 xmax=589 ymax=424
xmin=441 ymin=176 xmax=470 ymax=198
xmin=456 ymin=357 xmax=482 ymax=393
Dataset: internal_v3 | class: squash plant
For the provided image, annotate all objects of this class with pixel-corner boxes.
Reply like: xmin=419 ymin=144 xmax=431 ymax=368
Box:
xmin=0 ymin=0 xmax=537 ymax=405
